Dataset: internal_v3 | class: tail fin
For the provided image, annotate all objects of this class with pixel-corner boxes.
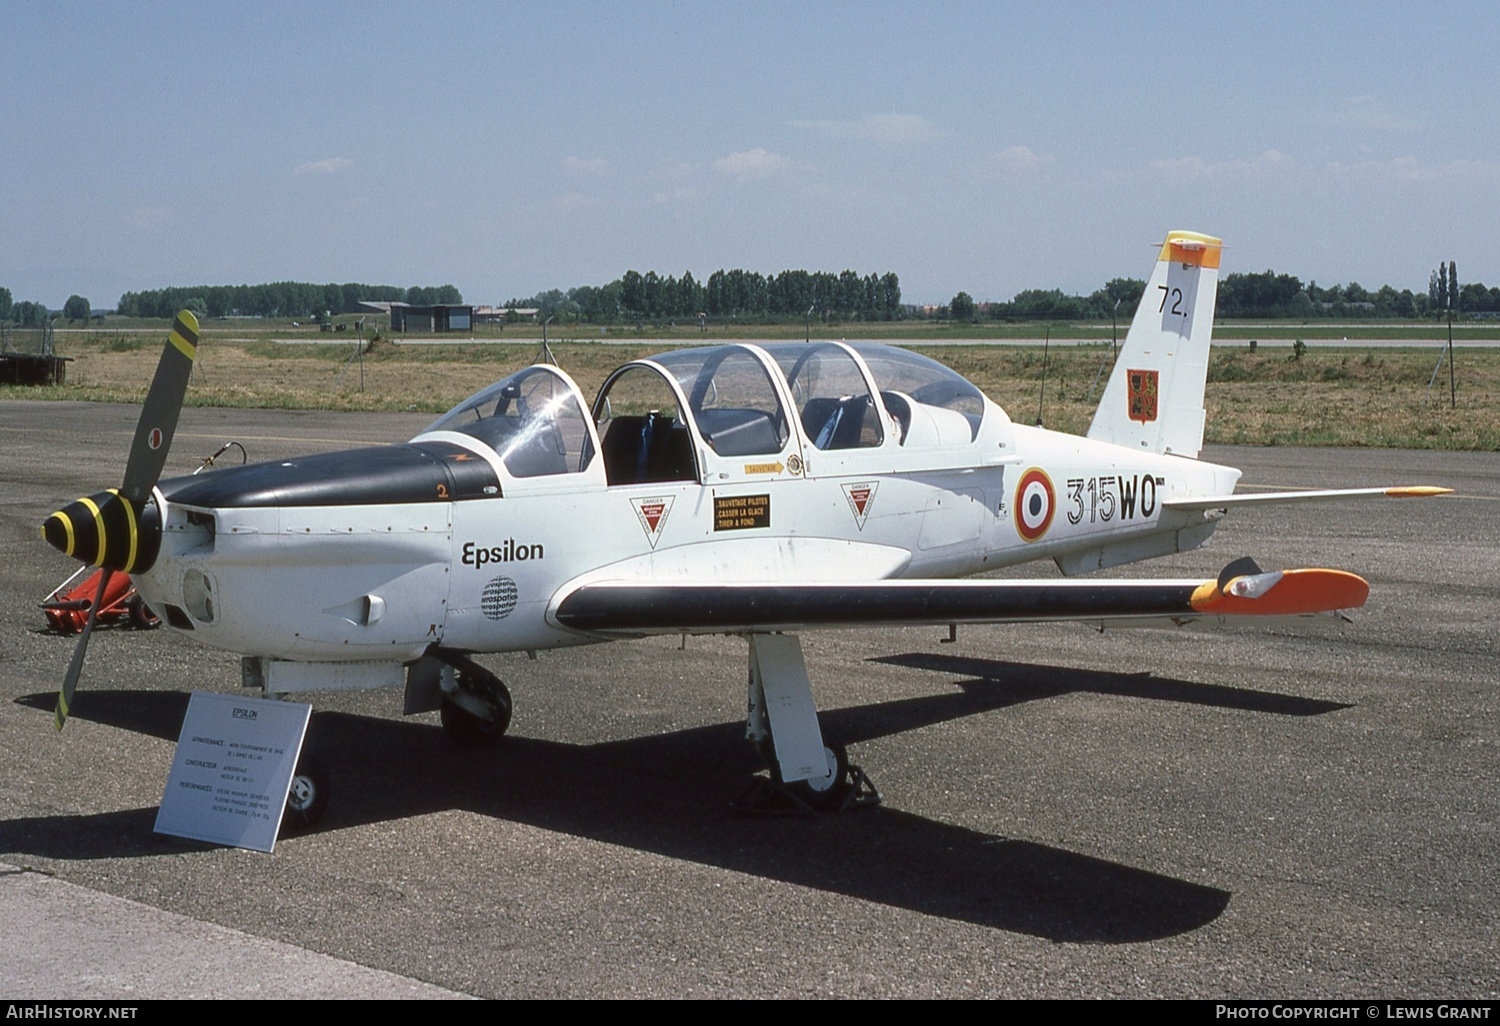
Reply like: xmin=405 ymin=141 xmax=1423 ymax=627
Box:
xmin=1087 ymin=231 xmax=1221 ymax=458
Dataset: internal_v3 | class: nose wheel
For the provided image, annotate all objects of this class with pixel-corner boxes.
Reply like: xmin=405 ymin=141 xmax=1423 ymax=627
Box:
xmin=438 ymin=659 xmax=513 ymax=747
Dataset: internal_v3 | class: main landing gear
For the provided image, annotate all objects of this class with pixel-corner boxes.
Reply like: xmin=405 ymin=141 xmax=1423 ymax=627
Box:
xmin=733 ymin=633 xmax=880 ymax=815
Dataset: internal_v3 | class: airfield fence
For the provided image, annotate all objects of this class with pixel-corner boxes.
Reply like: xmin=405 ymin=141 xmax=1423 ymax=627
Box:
xmin=0 ymin=321 xmax=55 ymax=357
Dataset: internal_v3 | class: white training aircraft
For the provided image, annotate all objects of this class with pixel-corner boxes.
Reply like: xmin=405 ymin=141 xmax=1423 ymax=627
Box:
xmin=43 ymin=231 xmax=1449 ymax=822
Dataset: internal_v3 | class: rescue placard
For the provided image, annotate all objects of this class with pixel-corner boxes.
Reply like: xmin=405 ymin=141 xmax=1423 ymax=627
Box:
xmin=714 ymin=493 xmax=770 ymax=531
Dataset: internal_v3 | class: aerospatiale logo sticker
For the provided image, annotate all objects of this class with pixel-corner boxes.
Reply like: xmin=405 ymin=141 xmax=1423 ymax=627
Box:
xmin=630 ymin=496 xmax=675 ymax=549
xmin=842 ymin=481 xmax=878 ymax=530
xmin=1128 ymin=369 xmax=1159 ymax=423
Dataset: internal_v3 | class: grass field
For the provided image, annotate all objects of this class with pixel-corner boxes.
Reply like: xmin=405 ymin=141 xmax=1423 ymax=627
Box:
xmin=12 ymin=322 xmax=1499 ymax=450
xmin=54 ymin=312 xmax=1500 ymax=344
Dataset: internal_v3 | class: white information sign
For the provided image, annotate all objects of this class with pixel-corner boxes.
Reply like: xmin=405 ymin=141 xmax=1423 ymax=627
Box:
xmin=154 ymin=692 xmax=312 ymax=853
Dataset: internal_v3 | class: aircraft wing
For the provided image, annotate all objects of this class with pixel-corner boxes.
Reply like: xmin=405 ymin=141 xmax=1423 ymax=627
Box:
xmin=1163 ymin=485 xmax=1451 ymax=512
xmin=551 ymin=561 xmax=1368 ymax=637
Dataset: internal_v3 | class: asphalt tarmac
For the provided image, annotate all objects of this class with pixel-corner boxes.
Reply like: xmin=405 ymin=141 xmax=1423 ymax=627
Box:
xmin=1 ymin=401 xmax=1495 ymax=999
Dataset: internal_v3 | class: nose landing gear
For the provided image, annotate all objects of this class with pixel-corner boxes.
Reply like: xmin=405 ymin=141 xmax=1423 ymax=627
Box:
xmin=437 ymin=656 xmax=513 ymax=747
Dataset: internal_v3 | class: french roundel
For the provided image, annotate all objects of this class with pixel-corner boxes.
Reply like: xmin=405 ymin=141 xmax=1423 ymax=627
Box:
xmin=1014 ymin=467 xmax=1055 ymax=542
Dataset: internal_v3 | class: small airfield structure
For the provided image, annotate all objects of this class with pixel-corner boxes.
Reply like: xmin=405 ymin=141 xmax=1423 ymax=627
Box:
xmin=0 ymin=319 xmax=69 ymax=385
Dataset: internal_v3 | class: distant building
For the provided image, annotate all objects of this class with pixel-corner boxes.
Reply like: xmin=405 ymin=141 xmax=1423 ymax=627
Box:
xmin=360 ymin=301 xmax=475 ymax=333
xmin=474 ymin=305 xmax=539 ymax=324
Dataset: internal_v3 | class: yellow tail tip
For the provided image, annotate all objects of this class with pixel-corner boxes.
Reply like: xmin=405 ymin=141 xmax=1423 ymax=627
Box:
xmin=1158 ymin=231 xmax=1223 ymax=268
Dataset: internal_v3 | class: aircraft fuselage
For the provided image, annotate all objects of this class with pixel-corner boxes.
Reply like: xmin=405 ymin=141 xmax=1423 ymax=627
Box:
xmin=135 ymin=343 xmax=1239 ymax=666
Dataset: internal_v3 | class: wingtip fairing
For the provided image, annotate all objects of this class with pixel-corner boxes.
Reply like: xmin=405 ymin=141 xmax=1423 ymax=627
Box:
xmin=1189 ymin=568 xmax=1369 ymax=617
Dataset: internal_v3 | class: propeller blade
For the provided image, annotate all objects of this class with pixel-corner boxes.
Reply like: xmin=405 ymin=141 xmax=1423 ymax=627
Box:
xmin=53 ymin=311 xmax=198 ymax=729
xmin=56 ymin=568 xmax=112 ymax=730
xmin=121 ymin=310 xmax=199 ymax=505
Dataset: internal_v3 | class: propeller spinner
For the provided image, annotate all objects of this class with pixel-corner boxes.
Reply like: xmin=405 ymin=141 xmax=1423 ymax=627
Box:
xmin=42 ymin=310 xmax=199 ymax=729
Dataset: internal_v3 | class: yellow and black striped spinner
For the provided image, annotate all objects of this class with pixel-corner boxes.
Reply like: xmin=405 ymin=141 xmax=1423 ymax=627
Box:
xmin=121 ymin=309 xmax=198 ymax=505
xmin=42 ymin=488 xmax=163 ymax=574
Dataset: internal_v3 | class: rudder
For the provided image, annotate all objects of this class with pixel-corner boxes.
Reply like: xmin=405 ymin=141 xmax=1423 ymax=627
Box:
xmin=1087 ymin=231 xmax=1221 ymax=458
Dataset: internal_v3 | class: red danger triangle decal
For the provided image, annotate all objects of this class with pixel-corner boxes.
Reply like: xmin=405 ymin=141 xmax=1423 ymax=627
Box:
xmin=630 ymin=496 xmax=675 ymax=549
xmin=841 ymin=482 xmax=878 ymax=530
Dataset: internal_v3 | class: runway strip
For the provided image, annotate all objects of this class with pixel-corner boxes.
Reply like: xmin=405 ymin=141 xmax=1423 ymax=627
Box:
xmin=1 ymin=862 xmax=469 ymax=999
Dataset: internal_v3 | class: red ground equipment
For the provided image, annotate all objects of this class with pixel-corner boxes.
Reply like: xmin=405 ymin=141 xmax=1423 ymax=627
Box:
xmin=41 ymin=566 xmax=159 ymax=635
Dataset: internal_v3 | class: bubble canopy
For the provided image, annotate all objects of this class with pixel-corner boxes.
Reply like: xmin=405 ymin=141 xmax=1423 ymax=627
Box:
xmin=424 ymin=365 xmax=596 ymax=478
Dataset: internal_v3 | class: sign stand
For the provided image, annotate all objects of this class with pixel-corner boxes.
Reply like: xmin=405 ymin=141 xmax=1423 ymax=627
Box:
xmin=154 ymin=692 xmax=312 ymax=853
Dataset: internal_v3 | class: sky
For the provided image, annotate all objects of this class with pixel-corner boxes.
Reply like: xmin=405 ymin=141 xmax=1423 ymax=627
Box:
xmin=3 ymin=1 xmax=1498 ymax=309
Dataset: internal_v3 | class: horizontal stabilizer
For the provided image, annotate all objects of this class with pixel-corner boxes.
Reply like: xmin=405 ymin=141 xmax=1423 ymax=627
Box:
xmin=1164 ymin=485 xmax=1453 ymax=512
xmin=552 ymin=561 xmax=1368 ymax=637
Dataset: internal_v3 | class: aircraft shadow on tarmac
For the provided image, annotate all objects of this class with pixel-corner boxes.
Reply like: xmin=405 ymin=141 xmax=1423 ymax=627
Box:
xmin=867 ymin=652 xmax=1352 ymax=722
xmin=6 ymin=672 xmax=1252 ymax=944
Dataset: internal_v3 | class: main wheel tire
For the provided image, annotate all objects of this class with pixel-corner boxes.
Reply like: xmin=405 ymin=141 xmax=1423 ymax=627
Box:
xmin=439 ymin=675 xmax=513 ymax=747
xmin=282 ymin=754 xmax=330 ymax=832
xmin=781 ymin=743 xmax=850 ymax=812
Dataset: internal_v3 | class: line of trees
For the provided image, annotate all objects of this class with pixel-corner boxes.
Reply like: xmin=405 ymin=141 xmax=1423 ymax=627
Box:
xmin=9 ymin=264 xmax=1500 ymax=329
xmin=0 ymin=287 xmax=51 ymax=326
xmin=971 ymin=277 xmax=1147 ymax=321
xmin=1215 ymin=269 xmax=1500 ymax=319
xmin=952 ymin=271 xmax=1500 ymax=322
xmin=520 ymin=265 xmax=1500 ymax=325
xmin=115 ymin=282 xmax=463 ymax=320
xmin=513 ymin=268 xmax=903 ymax=324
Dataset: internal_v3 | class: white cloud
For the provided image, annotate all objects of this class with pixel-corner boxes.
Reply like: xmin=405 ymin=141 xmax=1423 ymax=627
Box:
xmin=563 ymin=156 xmax=610 ymax=177
xmin=644 ymin=162 xmax=707 ymax=204
xmin=1324 ymin=155 xmax=1500 ymax=184
xmin=1148 ymin=149 xmax=1292 ymax=184
xmin=791 ymin=112 xmax=938 ymax=145
xmin=712 ymin=148 xmax=791 ymax=180
xmin=992 ymin=145 xmax=1051 ymax=176
xmin=294 ymin=157 xmax=353 ymax=176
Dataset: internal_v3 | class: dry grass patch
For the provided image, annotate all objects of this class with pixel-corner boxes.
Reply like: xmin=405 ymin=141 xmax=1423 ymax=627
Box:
xmin=7 ymin=334 xmax=1496 ymax=450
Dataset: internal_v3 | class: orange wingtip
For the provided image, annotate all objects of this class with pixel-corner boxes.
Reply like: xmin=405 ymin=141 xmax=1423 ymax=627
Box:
xmin=1190 ymin=569 xmax=1369 ymax=616
xmin=1384 ymin=486 xmax=1453 ymax=498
